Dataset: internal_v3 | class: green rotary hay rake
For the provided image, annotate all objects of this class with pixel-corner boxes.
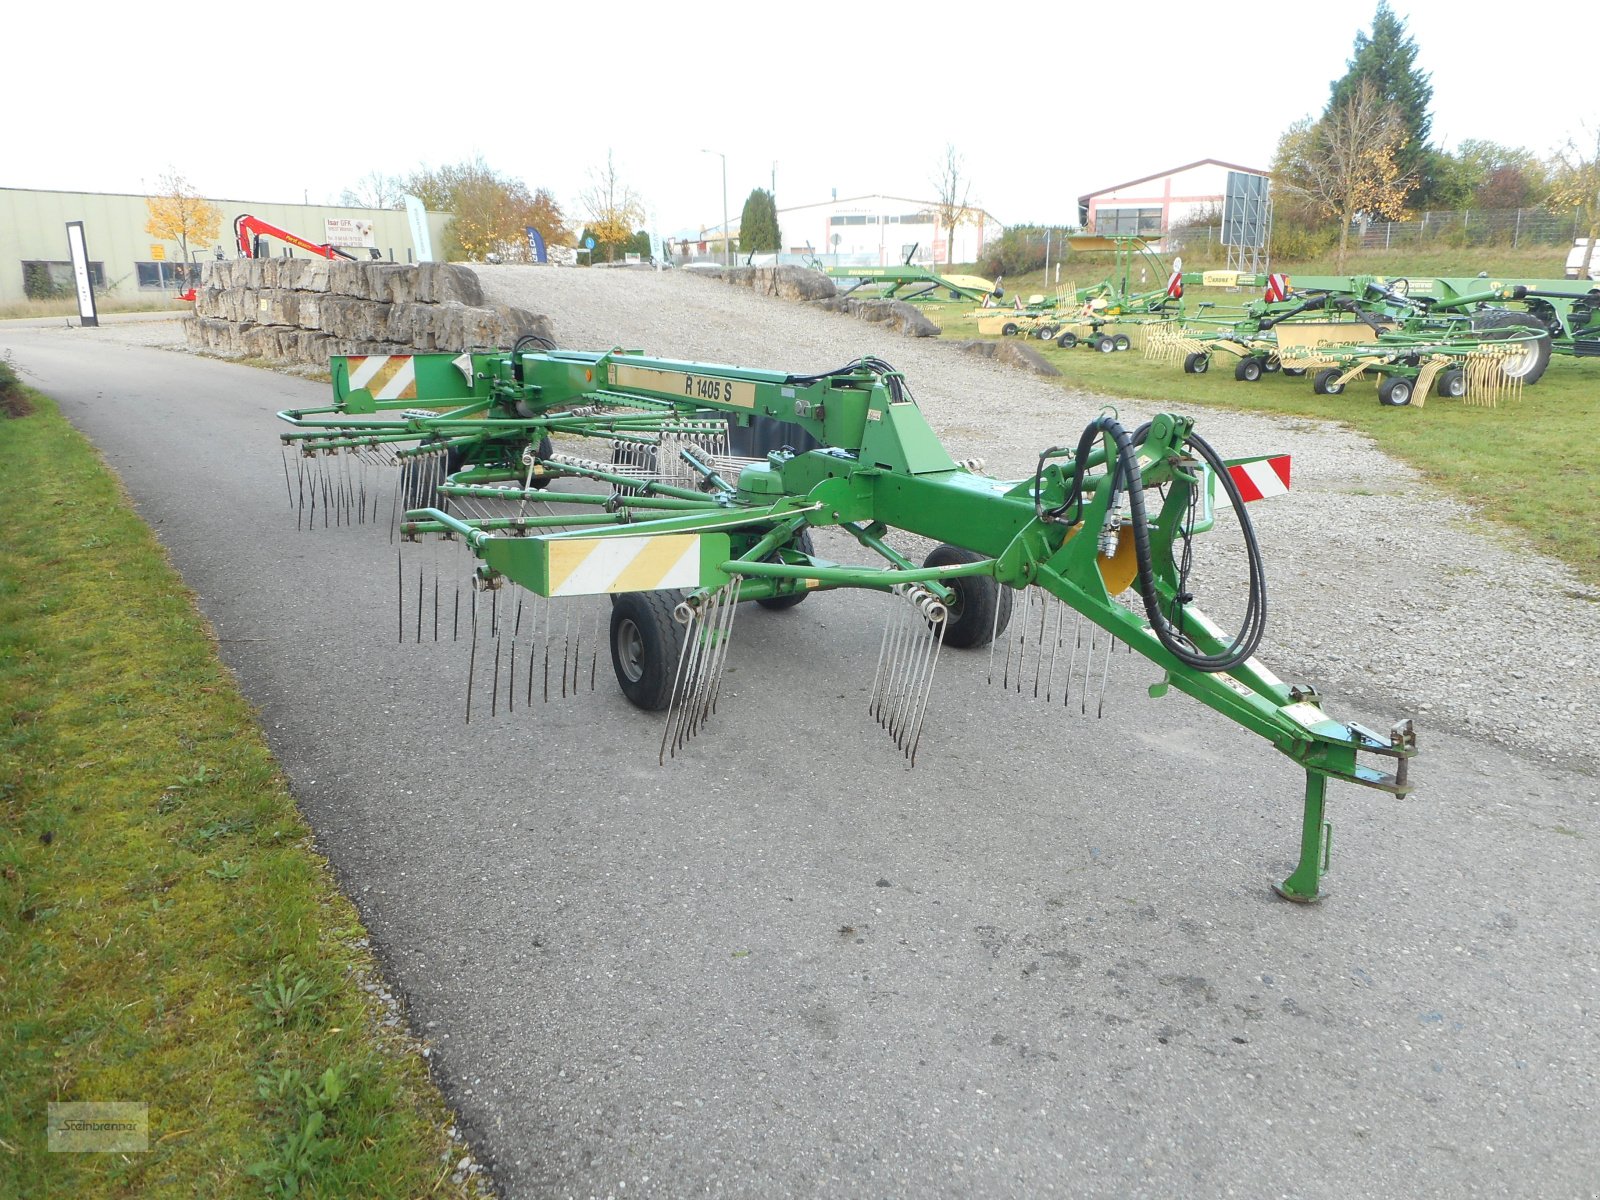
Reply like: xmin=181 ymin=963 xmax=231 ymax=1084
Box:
xmin=276 ymin=342 xmax=1416 ymax=902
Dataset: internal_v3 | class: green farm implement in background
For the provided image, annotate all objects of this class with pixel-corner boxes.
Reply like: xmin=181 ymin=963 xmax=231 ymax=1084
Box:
xmin=277 ymin=343 xmax=1416 ymax=902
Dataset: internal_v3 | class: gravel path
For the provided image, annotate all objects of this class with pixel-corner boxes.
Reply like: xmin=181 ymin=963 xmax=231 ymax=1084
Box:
xmin=477 ymin=266 xmax=1600 ymax=773
xmin=95 ymin=272 xmax=1600 ymax=773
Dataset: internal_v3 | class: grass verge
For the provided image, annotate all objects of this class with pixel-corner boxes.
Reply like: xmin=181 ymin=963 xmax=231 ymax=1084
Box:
xmin=0 ymin=381 xmax=486 ymax=1197
xmin=0 ymin=296 xmax=191 ymax=322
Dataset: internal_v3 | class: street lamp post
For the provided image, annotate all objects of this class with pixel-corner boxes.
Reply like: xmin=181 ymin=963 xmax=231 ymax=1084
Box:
xmin=701 ymin=148 xmax=729 ymax=267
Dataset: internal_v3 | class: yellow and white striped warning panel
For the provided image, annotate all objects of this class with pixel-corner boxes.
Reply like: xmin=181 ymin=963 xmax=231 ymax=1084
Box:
xmin=346 ymin=355 xmax=417 ymax=401
xmin=546 ymin=534 xmax=704 ymax=596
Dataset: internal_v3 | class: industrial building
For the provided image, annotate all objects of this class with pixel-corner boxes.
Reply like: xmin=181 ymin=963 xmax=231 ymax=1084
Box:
xmin=1 ymin=188 xmax=450 ymax=306
xmin=1076 ymin=160 xmax=1269 ymax=243
xmin=680 ymin=193 xmax=1005 ymax=267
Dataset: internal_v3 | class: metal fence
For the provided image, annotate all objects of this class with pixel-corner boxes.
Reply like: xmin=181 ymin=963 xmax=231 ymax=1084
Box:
xmin=1175 ymin=207 xmax=1587 ymax=254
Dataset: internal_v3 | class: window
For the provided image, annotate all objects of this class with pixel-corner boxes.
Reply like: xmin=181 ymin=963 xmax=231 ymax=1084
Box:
xmin=135 ymin=262 xmax=203 ymax=290
xmin=829 ymin=215 xmax=872 ymax=226
xmin=1094 ymin=207 xmax=1164 ymax=236
xmin=20 ymin=260 xmax=105 ymax=299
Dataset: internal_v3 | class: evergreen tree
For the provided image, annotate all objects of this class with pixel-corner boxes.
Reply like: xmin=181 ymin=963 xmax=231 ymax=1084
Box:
xmin=1327 ymin=2 xmax=1434 ymax=202
xmin=738 ymin=189 xmax=781 ymax=255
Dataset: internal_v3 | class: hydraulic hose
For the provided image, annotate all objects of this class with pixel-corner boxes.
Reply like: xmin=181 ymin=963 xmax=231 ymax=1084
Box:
xmin=1051 ymin=416 xmax=1267 ymax=673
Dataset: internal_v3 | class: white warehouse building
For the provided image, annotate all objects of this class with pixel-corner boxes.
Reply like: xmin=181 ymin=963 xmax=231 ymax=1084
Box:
xmin=783 ymin=194 xmax=1003 ymax=267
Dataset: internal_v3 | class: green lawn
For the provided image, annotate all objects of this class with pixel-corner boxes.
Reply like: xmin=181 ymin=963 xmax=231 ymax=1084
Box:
xmin=0 ymin=373 xmax=485 ymax=1198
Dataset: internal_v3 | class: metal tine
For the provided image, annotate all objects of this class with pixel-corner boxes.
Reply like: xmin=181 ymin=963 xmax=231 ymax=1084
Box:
xmin=590 ymin=600 xmax=601 ymax=692
xmin=869 ymin=596 xmax=897 ymax=719
xmin=902 ymin=593 xmax=948 ymax=764
xmin=396 ymin=550 xmax=404 ymax=644
xmin=699 ymin=579 xmax=742 ymax=727
xmin=1046 ymin=596 xmax=1065 ymax=702
xmin=543 ymin=594 xmax=553 ymax=703
xmin=659 ymin=601 xmax=701 ymax=764
xmin=1066 ymin=611 xmax=1082 ymax=707
xmin=560 ymin=607 xmax=572 ymax=699
xmin=896 ymin=588 xmax=943 ymax=748
xmin=888 ymin=601 xmax=920 ymax=741
xmin=876 ymin=599 xmax=908 ymax=728
xmin=507 ymin=635 xmax=515 ymax=715
xmin=281 ymin=447 xmax=296 ymax=509
xmin=1082 ymin=619 xmax=1095 ymax=715
xmin=415 ymin=564 xmax=424 ymax=644
xmin=1001 ymin=583 xmax=1022 ymax=690
xmin=1098 ymin=622 xmax=1114 ymax=719
xmin=887 ymin=597 xmax=920 ymax=744
xmin=465 ymin=603 xmax=478 ymax=725
xmin=671 ymin=596 xmax=713 ymax=754
xmin=491 ymin=634 xmax=501 ymax=718
xmin=1031 ymin=587 xmax=1050 ymax=699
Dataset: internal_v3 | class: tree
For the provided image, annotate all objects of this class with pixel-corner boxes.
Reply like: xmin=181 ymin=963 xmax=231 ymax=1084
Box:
xmin=339 ymin=169 xmax=406 ymax=210
xmin=1327 ymin=3 xmax=1436 ymax=202
xmin=738 ymin=188 xmax=781 ymax=255
xmin=1550 ymin=127 xmax=1600 ymax=278
xmin=578 ymin=151 xmax=646 ymax=263
xmin=403 ymin=158 xmax=566 ymax=262
xmin=1454 ymin=140 xmax=1550 ymax=211
xmin=144 ymin=172 xmax=222 ymax=271
xmin=932 ymin=144 xmax=974 ymax=266
xmin=1274 ymin=79 xmax=1413 ymax=271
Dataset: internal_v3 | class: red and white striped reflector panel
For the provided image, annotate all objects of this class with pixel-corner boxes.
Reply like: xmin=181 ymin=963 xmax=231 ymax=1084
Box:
xmin=1264 ymin=273 xmax=1290 ymax=303
xmin=1227 ymin=455 xmax=1291 ymax=502
xmin=1166 ymin=269 xmax=1183 ymax=299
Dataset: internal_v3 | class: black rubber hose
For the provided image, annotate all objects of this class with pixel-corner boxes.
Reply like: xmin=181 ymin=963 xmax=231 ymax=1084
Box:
xmin=1056 ymin=416 xmax=1267 ymax=673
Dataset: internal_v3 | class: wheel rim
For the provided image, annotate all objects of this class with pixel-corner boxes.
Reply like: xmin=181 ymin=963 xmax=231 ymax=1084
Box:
xmin=1498 ymin=341 xmax=1541 ymax=378
xmin=615 ymin=619 xmax=645 ymax=683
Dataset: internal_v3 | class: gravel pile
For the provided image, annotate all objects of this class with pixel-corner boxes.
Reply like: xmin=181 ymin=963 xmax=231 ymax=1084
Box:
xmin=119 ymin=270 xmax=1600 ymax=771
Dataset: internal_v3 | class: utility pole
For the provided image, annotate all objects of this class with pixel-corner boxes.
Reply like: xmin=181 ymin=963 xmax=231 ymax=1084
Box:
xmin=702 ymin=149 xmax=729 ymax=267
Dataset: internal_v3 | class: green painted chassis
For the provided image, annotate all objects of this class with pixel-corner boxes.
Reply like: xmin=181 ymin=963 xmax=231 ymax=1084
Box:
xmin=278 ymin=347 xmax=1417 ymax=901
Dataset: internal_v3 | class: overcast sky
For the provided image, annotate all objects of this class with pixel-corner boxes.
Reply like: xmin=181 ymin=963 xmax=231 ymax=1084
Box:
xmin=8 ymin=0 xmax=1594 ymax=237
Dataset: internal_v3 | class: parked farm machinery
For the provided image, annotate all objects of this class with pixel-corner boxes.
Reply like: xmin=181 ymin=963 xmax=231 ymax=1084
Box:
xmin=276 ymin=344 xmax=1416 ymax=902
xmin=1147 ymin=273 xmax=1553 ymax=405
xmin=978 ymin=238 xmax=1186 ymax=350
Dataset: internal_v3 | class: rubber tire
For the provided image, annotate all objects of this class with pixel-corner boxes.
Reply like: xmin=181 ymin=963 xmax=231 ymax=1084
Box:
xmin=1183 ymin=351 xmax=1209 ymax=375
xmin=1470 ymin=309 xmax=1551 ymax=384
xmin=755 ymin=528 xmax=815 ymax=611
xmin=1036 ymin=326 xmax=1057 ymax=341
xmin=923 ymin=544 xmax=1011 ymax=649
xmin=1377 ymin=376 xmax=1414 ymax=407
xmin=1262 ymin=357 xmax=1280 ymax=373
xmin=1312 ymin=368 xmax=1345 ymax=396
xmin=1435 ymin=368 xmax=1467 ymax=398
xmin=1056 ymin=331 xmax=1078 ymax=349
xmin=529 ymin=435 xmax=554 ymax=490
xmin=1282 ymin=367 xmax=1307 ymax=377
xmin=1112 ymin=333 xmax=1132 ymax=352
xmin=609 ymin=591 xmax=685 ymax=710
xmin=1234 ymin=357 xmax=1264 ymax=382
xmin=1095 ymin=335 xmax=1116 ymax=354
xmin=1001 ymin=322 xmax=1020 ymax=337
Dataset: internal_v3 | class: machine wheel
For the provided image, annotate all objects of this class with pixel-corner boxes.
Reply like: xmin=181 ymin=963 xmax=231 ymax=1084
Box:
xmin=923 ymin=544 xmax=1011 ymax=648
xmin=528 ymin=435 xmax=555 ymax=489
xmin=1282 ymin=367 xmax=1307 ymax=377
xmin=1377 ymin=376 xmax=1414 ymax=407
xmin=1055 ymin=331 xmax=1078 ymax=350
xmin=1035 ymin=325 xmax=1058 ymax=341
xmin=1001 ymin=322 xmax=1020 ymax=337
xmin=1312 ymin=368 xmax=1345 ymax=396
xmin=1470 ymin=309 xmax=1552 ymax=384
xmin=1182 ymin=351 xmax=1209 ymax=375
xmin=1234 ymin=357 xmax=1265 ymax=382
xmin=1095 ymin=335 xmax=1116 ymax=354
xmin=1112 ymin=333 xmax=1132 ymax=352
xmin=755 ymin=528 xmax=815 ymax=611
xmin=1262 ymin=357 xmax=1280 ymax=373
xmin=609 ymin=591 xmax=685 ymax=710
xmin=1434 ymin=367 xmax=1467 ymax=398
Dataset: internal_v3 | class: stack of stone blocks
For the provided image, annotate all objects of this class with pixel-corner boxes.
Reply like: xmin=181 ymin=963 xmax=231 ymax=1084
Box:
xmin=185 ymin=259 xmax=549 ymax=366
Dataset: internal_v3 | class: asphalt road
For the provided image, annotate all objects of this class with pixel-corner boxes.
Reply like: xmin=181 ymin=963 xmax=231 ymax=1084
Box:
xmin=6 ymin=324 xmax=1597 ymax=1200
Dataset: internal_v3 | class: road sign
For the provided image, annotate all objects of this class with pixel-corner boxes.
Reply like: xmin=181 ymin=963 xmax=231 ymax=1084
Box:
xmin=150 ymin=244 xmax=166 ymax=261
xmin=585 ymin=236 xmax=596 ymax=250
